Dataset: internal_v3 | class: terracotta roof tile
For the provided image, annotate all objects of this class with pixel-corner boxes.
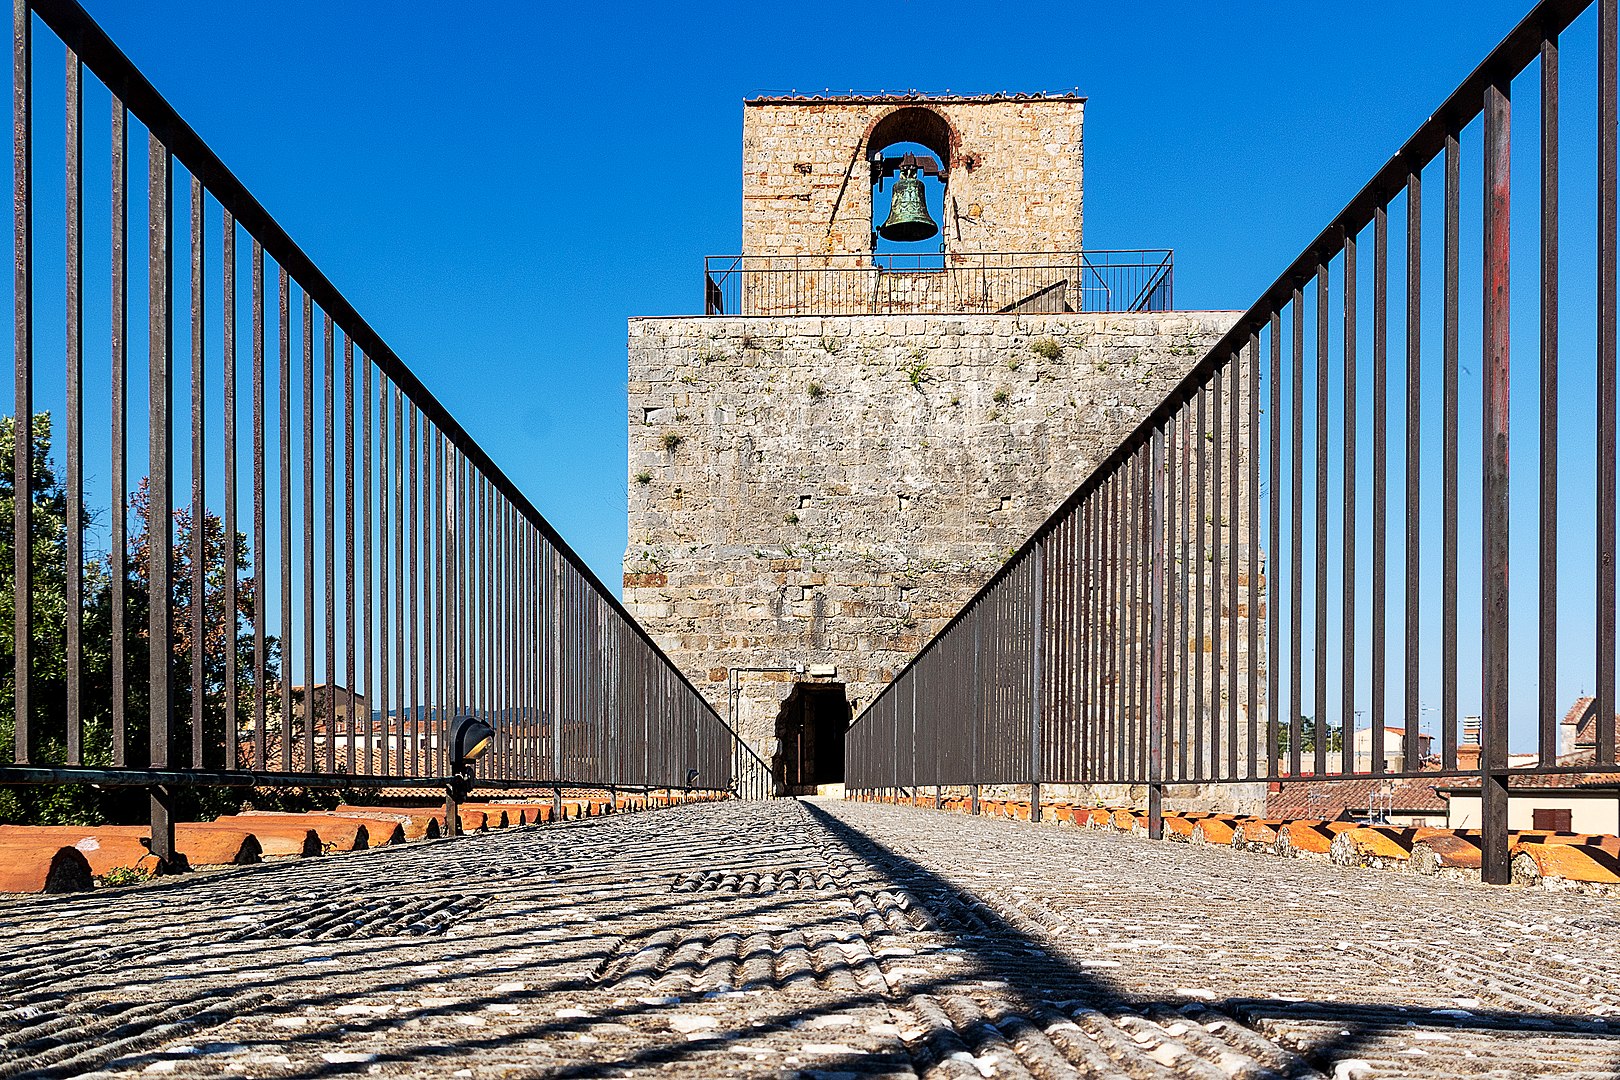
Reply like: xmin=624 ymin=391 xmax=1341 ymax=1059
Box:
xmin=1266 ymin=777 xmax=1446 ymax=820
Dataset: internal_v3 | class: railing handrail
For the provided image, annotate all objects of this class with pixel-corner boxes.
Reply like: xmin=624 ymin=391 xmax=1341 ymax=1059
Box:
xmin=701 ymin=248 xmax=1174 ymax=316
xmin=852 ymin=0 xmax=1594 ymax=729
xmin=29 ymin=0 xmax=723 ymax=732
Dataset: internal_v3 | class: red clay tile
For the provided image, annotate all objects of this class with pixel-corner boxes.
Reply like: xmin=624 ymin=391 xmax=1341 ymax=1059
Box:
xmin=0 ymin=841 xmax=92 ymax=893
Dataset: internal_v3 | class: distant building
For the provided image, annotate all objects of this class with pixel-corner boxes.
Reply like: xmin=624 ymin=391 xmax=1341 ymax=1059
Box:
xmin=1350 ymin=726 xmax=1433 ymax=774
xmin=1267 ymin=777 xmax=1447 ymax=828
xmin=1559 ymin=696 xmax=1619 ymax=759
xmin=1441 ymin=759 xmax=1620 ymax=835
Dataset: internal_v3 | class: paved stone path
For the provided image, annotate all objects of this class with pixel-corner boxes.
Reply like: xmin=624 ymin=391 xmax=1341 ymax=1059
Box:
xmin=3 ymin=799 xmax=1619 ymax=1078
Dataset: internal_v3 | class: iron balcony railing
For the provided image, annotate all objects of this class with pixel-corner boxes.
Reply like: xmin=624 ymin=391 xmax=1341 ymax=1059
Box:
xmin=847 ymin=0 xmax=1617 ymax=884
xmin=702 ymin=249 xmax=1173 ymax=317
xmin=3 ymin=0 xmax=774 ymax=857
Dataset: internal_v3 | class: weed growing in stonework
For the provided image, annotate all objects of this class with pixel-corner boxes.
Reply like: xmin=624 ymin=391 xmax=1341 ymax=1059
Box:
xmin=1007 ymin=356 xmax=1021 ymax=372
xmin=905 ymin=359 xmax=929 ymax=388
xmin=99 ymin=865 xmax=155 ymax=887
xmin=807 ymin=382 xmax=825 ymax=399
xmin=785 ymin=511 xmax=800 ymax=525
xmin=661 ymin=431 xmax=685 ymax=452
xmin=634 ymin=471 xmax=652 ymax=485
xmin=1032 ymin=336 xmax=1063 ymax=361
xmin=992 ymin=387 xmax=1010 ymax=405
xmin=820 ymin=334 xmax=842 ymax=355
xmin=741 ymin=331 xmax=761 ymax=350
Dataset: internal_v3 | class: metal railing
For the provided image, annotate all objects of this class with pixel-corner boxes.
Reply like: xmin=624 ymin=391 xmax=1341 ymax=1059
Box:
xmin=2 ymin=0 xmax=764 ymax=855
xmin=847 ymin=0 xmax=1618 ymax=884
xmin=702 ymin=250 xmax=1173 ymax=316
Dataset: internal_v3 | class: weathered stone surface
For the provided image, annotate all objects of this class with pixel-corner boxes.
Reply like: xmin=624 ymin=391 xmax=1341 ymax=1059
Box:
xmin=10 ymin=799 xmax=1619 ymax=1077
xmin=625 ymin=311 xmax=1238 ymax=766
xmin=742 ymin=96 xmax=1084 ymax=257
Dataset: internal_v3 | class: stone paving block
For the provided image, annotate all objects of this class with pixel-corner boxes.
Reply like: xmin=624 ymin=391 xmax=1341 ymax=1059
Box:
xmin=1515 ymin=839 xmax=1620 ymax=886
xmin=5 ymin=799 xmax=1619 ymax=1077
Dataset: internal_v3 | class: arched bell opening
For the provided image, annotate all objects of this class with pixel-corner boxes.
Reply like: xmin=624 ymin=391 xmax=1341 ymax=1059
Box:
xmin=867 ymin=107 xmax=953 ymax=264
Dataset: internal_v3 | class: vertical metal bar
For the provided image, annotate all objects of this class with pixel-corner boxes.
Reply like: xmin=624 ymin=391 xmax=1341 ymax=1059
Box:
xmin=344 ymin=335 xmax=355 ymax=775
xmin=1600 ymin=0 xmax=1618 ymax=769
xmin=148 ymin=133 xmax=173 ymax=858
xmin=1211 ymin=369 xmax=1223 ymax=776
xmin=1148 ymin=426 xmax=1166 ymax=836
xmin=1247 ymin=332 xmax=1260 ymax=777
xmin=362 ymin=355 xmax=372 ymax=775
xmin=1290 ymin=286 xmax=1304 ymax=777
xmin=279 ymin=268 xmax=291 ymax=770
xmin=1029 ymin=540 xmax=1044 ymax=819
xmin=64 ymin=46 xmax=81 ymax=764
xmin=1444 ymin=132 xmax=1461 ymax=772
xmin=302 ymin=291 xmax=313 ymax=773
xmin=223 ymin=210 xmax=237 ymax=770
xmin=252 ymin=240 xmax=265 ymax=766
xmin=1267 ymin=311 xmax=1281 ymax=773
xmin=1181 ymin=400 xmax=1192 ymax=777
xmin=1343 ymin=231 xmax=1358 ymax=776
xmin=1230 ymin=346 xmax=1241 ymax=776
xmin=11 ymin=0 xmax=30 ymax=765
xmin=1163 ymin=418 xmax=1175 ymax=780
xmin=1195 ymin=388 xmax=1206 ymax=778
xmin=1405 ymin=169 xmax=1422 ymax=772
xmin=111 ymin=95 xmax=127 ymax=765
xmin=378 ymin=376 xmax=390 ymax=773
xmin=324 ymin=315 xmax=336 ymax=773
xmin=1541 ymin=36 xmax=1560 ymax=768
xmin=408 ymin=403 xmax=419 ymax=776
xmin=1482 ymin=77 xmax=1513 ymax=885
xmin=393 ymin=388 xmax=404 ymax=772
xmin=1373 ymin=205 xmax=1389 ymax=776
xmin=1315 ymin=262 xmax=1329 ymax=778
xmin=188 ymin=175 xmax=203 ymax=767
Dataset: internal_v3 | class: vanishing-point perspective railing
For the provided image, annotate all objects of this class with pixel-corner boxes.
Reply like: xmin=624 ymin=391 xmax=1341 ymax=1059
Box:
xmin=2 ymin=0 xmax=774 ymax=859
xmin=847 ymin=0 xmax=1619 ymax=883
xmin=702 ymin=249 xmax=1173 ymax=316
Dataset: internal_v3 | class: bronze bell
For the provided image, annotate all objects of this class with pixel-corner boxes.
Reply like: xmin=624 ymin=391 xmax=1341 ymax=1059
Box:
xmin=879 ymin=160 xmax=939 ymax=243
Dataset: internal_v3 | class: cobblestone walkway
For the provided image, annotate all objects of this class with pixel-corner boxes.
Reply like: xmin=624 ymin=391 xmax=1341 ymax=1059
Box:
xmin=3 ymin=799 xmax=1620 ymax=1078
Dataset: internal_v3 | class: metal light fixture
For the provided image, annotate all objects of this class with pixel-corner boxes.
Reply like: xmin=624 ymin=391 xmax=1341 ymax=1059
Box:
xmin=451 ymin=715 xmax=495 ymax=772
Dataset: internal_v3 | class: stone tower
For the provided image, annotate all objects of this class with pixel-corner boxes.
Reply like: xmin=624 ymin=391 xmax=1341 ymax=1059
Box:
xmin=625 ymin=93 xmax=1238 ymax=794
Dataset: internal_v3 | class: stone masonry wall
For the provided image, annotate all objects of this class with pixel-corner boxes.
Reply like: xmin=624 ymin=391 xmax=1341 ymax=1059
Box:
xmin=741 ymin=97 xmax=1084 ymax=257
xmin=623 ymin=311 xmax=1240 ymax=772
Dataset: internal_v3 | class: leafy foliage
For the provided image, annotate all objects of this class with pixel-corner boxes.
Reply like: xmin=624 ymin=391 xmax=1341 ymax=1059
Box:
xmin=0 ymin=413 xmax=293 ymax=825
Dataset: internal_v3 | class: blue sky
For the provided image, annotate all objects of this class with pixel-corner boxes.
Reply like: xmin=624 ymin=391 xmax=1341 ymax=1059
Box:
xmin=68 ymin=0 xmax=1550 ymax=586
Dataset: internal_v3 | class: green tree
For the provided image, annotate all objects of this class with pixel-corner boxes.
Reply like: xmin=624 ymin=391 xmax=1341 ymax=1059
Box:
xmin=1275 ymin=715 xmax=1344 ymax=755
xmin=0 ymin=413 xmax=289 ymax=825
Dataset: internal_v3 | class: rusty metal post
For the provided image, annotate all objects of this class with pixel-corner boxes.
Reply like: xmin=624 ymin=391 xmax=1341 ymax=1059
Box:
xmin=444 ymin=784 xmax=462 ymax=837
xmin=148 ymin=785 xmax=176 ymax=870
xmin=1148 ymin=425 xmax=1167 ymax=840
xmin=1030 ymin=542 xmax=1045 ymax=823
xmin=1481 ymin=75 xmax=1513 ymax=885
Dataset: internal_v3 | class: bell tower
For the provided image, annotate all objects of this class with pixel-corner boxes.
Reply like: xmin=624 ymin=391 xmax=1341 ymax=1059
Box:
xmin=627 ymin=88 xmax=1237 ymax=794
xmin=740 ymin=93 xmax=1084 ymax=258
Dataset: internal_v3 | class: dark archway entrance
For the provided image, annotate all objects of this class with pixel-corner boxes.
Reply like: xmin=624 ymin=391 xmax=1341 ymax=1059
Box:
xmin=772 ymin=683 xmax=850 ymax=794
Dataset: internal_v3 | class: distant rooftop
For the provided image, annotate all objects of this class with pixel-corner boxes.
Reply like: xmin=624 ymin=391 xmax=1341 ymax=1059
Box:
xmin=745 ymin=90 xmax=1086 ymax=105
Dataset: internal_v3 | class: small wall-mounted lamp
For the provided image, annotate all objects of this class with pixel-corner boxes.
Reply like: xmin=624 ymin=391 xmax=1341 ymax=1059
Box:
xmin=452 ymin=714 xmax=495 ymax=774
xmin=445 ymin=715 xmax=495 ymax=835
